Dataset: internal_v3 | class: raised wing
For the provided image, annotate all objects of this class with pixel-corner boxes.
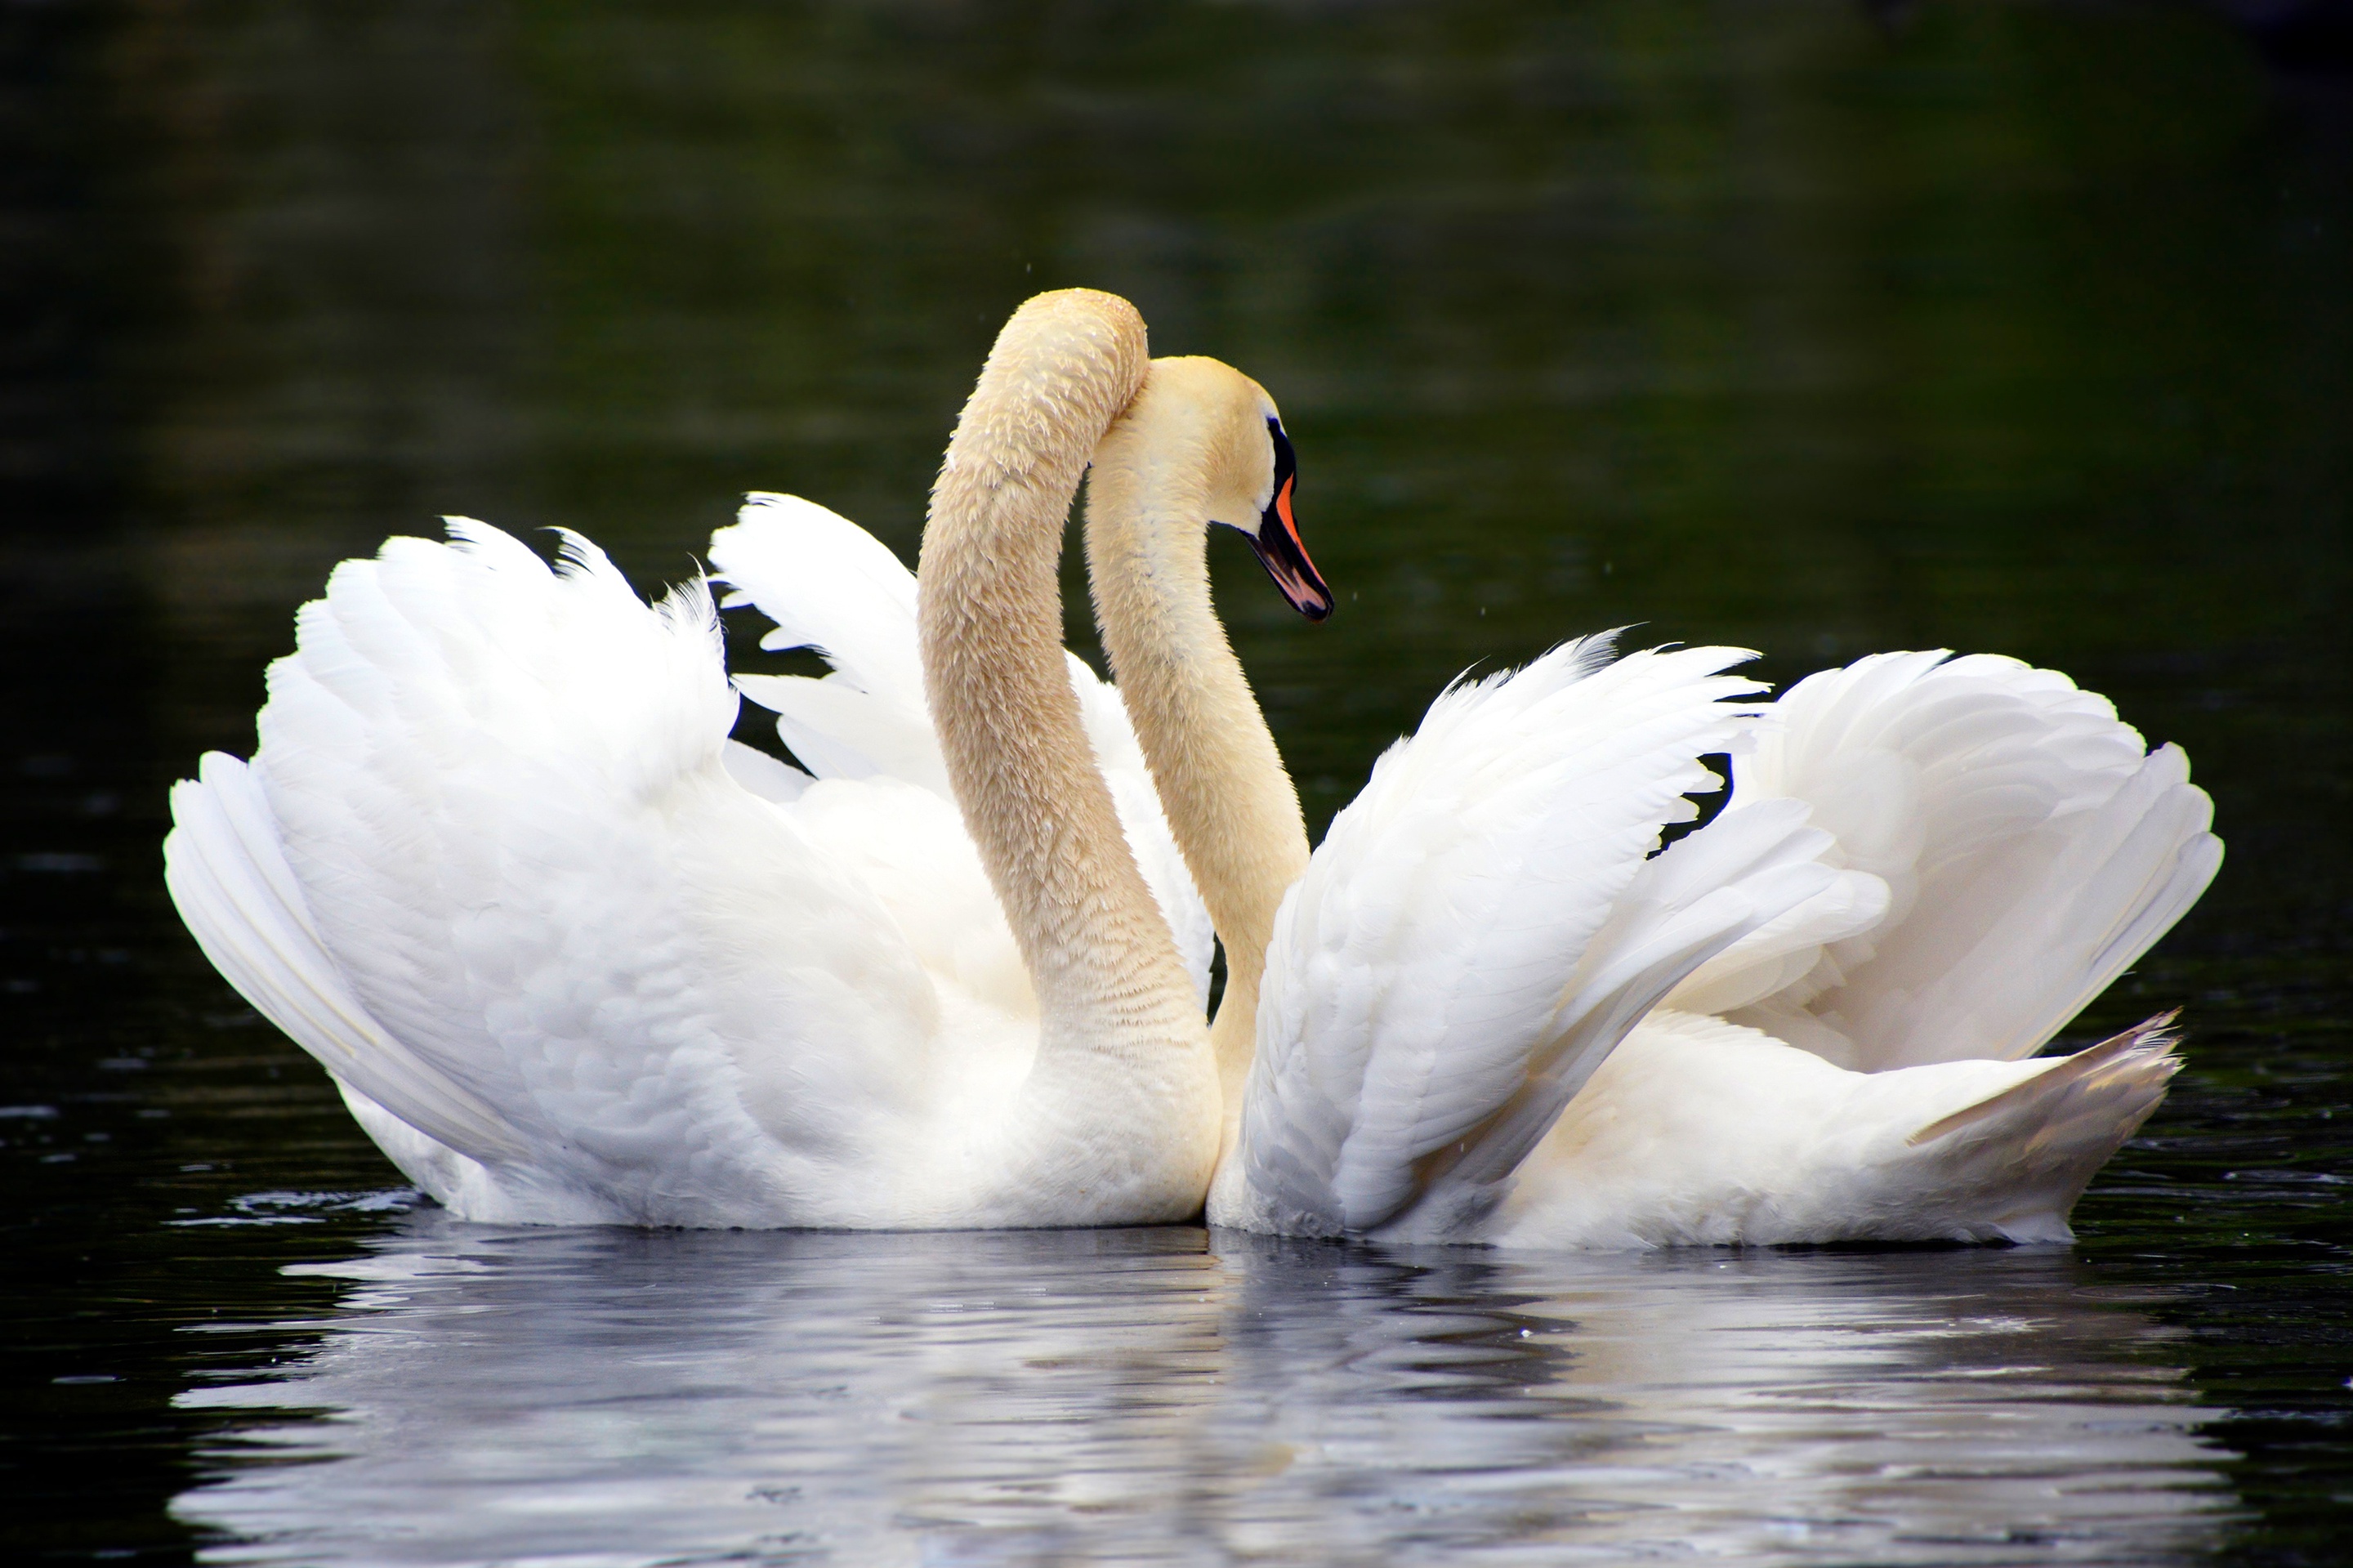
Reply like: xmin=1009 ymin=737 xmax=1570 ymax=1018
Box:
xmin=1675 ymin=650 xmax=2222 ymax=1070
xmin=1229 ymin=640 xmax=1837 ymax=1239
xmin=172 ymin=520 xmax=963 ymax=1224
xmin=708 ymin=494 xmax=1214 ymax=1007
xmin=710 ymin=493 xmax=940 ymax=791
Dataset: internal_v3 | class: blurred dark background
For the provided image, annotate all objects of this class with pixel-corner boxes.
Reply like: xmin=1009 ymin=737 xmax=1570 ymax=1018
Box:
xmin=2 ymin=2 xmax=2350 ymax=1561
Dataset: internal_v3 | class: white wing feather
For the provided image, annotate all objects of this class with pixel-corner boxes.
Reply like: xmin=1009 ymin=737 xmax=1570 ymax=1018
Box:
xmin=1229 ymin=641 xmax=1837 ymax=1238
xmin=163 ymin=753 xmax=525 ymax=1164
xmin=1672 ymin=651 xmax=2222 ymax=1069
xmin=708 ymin=494 xmax=1215 ymax=1009
xmin=712 ymin=493 xmax=940 ymax=791
xmin=196 ymin=519 xmax=1018 ymax=1226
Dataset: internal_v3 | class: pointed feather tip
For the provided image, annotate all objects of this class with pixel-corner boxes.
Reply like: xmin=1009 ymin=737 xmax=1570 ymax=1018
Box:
xmin=438 ymin=515 xmax=517 ymax=559
xmin=2119 ymin=1007 xmax=2186 ymax=1062
xmin=1429 ymin=629 xmax=1618 ymax=704
xmin=705 ymin=494 xmax=796 ymax=589
xmin=440 ymin=511 xmax=717 ymax=641
xmin=1906 ymin=1010 xmax=2186 ymax=1148
xmin=545 ymin=525 xmax=615 ymax=580
xmin=735 ymin=490 xmax=827 ymax=523
xmin=656 ymin=573 xmax=721 ymax=641
xmin=1427 ymin=635 xmax=1765 ymax=713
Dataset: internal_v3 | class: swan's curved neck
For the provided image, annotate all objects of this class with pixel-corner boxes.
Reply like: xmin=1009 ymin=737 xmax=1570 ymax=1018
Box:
xmin=1083 ymin=364 xmax=1310 ymax=1131
xmin=918 ymin=293 xmax=1208 ymax=1089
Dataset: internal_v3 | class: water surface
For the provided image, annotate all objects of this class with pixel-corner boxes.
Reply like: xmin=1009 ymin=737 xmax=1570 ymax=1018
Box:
xmin=174 ymin=1222 xmax=2223 ymax=1566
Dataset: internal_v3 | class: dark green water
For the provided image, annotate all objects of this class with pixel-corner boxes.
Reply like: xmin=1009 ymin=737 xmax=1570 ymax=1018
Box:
xmin=4 ymin=2 xmax=2349 ymax=1562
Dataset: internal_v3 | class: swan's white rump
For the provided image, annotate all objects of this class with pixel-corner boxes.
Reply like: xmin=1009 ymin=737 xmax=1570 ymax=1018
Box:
xmin=1498 ymin=1009 xmax=2181 ymax=1248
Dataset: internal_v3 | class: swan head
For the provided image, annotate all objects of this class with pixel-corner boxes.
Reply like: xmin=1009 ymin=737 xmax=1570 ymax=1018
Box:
xmin=1116 ymin=355 xmax=1334 ymax=622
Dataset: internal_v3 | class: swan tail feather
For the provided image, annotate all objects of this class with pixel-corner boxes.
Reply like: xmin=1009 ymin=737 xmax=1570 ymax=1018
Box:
xmin=1490 ymin=1008 xmax=2180 ymax=1248
xmin=1908 ymin=1011 xmax=2181 ymax=1149
xmin=1889 ymin=1012 xmax=2182 ymax=1242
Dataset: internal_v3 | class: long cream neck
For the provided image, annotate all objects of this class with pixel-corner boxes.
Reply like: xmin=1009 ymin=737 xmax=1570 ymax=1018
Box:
xmin=1083 ymin=364 xmax=1311 ymax=1139
xmin=918 ymin=293 xmax=1208 ymax=1097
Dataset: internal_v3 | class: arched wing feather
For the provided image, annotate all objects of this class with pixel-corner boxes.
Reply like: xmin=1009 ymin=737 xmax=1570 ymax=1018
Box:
xmin=713 ymin=494 xmax=942 ymax=792
xmin=190 ymin=520 xmax=952 ymax=1222
xmin=1236 ymin=641 xmax=1836 ymax=1236
xmin=1673 ymin=651 xmax=2222 ymax=1069
xmin=164 ymin=752 xmax=525 ymax=1163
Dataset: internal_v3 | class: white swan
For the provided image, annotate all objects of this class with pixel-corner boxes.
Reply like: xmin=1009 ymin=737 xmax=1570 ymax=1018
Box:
xmin=162 ymin=289 xmax=1262 ymax=1229
xmin=1065 ymin=356 xmax=2226 ymax=1247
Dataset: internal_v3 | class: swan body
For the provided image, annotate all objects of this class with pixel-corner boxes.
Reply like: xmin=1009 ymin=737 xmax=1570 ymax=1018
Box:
xmin=1235 ymin=646 xmax=2215 ymax=1247
xmin=1454 ymin=650 xmax=2220 ymax=1249
xmin=164 ymin=290 xmax=1229 ymax=1229
xmin=1492 ymin=1008 xmax=2181 ymax=1248
xmin=1057 ymin=356 xmax=2223 ymax=1248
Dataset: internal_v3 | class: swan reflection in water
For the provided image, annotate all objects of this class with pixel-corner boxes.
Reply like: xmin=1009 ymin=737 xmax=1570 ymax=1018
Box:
xmin=175 ymin=1217 xmax=2227 ymax=1566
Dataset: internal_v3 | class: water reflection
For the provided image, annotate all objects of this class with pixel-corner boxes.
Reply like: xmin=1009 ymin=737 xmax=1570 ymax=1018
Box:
xmin=175 ymin=1219 xmax=2225 ymax=1566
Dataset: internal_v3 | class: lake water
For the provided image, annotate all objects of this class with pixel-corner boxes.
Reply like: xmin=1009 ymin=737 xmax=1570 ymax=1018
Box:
xmin=4 ymin=2 xmax=2349 ymax=1563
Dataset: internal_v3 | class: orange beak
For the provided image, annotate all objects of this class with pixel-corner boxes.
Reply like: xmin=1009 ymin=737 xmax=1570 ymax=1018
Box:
xmin=1249 ymin=472 xmax=1332 ymax=621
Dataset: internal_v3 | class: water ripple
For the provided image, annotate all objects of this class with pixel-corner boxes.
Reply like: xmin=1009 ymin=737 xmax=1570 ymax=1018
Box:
xmin=172 ymin=1220 xmax=2226 ymax=1566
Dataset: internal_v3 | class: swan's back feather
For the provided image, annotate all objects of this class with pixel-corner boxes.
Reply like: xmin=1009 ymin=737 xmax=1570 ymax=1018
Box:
xmin=713 ymin=494 xmax=947 ymax=793
xmin=720 ymin=739 xmax=813 ymax=803
xmin=1235 ymin=641 xmax=1834 ymax=1237
xmin=1680 ymin=651 xmax=2221 ymax=1070
xmin=715 ymin=493 xmax=922 ymax=699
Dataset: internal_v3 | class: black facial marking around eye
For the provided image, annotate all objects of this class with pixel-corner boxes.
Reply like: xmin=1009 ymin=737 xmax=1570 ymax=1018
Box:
xmin=1268 ymin=417 xmax=1297 ymax=496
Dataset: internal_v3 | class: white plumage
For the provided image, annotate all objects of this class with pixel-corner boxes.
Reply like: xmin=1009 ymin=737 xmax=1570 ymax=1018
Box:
xmin=164 ymin=288 xmax=2221 ymax=1249
xmin=170 ymin=485 xmax=2219 ymax=1247
xmin=712 ymin=494 xmax=1215 ymax=1007
xmin=1687 ymin=651 xmax=2221 ymax=1071
xmin=165 ymin=506 xmax=1217 ymax=1228
xmin=1220 ymin=641 xmax=1837 ymax=1239
xmin=704 ymin=493 xmax=2217 ymax=1248
xmin=1221 ymin=647 xmax=2219 ymax=1247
